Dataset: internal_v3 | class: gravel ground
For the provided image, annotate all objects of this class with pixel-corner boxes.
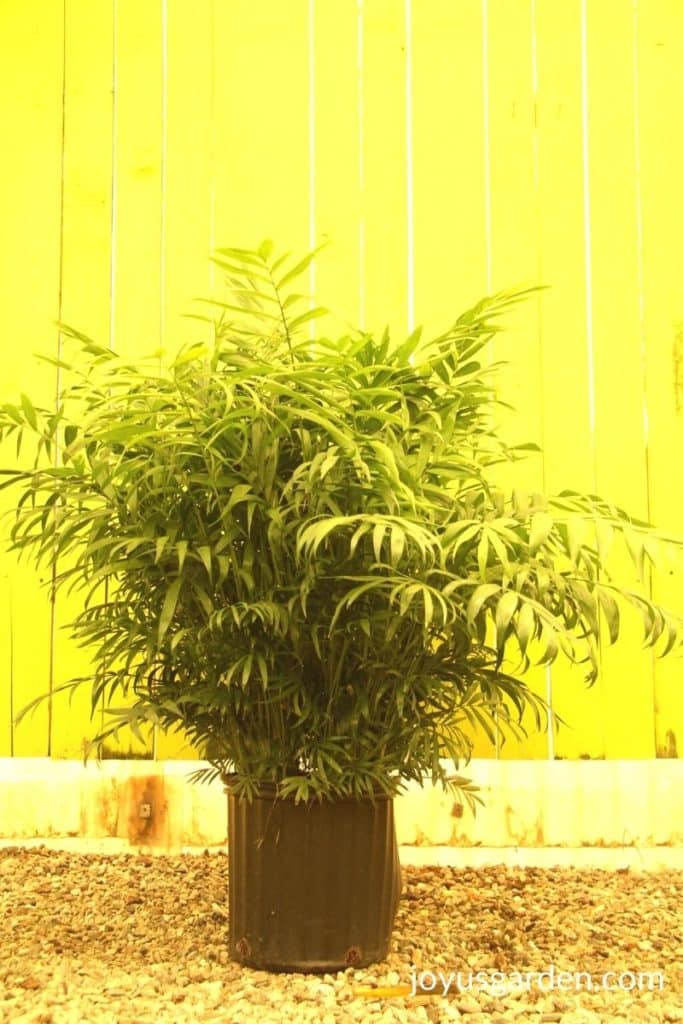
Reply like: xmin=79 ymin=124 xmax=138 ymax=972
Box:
xmin=0 ymin=847 xmax=681 ymax=1024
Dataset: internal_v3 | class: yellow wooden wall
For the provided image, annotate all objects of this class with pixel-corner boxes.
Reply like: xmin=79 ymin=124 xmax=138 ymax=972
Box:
xmin=1 ymin=0 xmax=682 ymax=761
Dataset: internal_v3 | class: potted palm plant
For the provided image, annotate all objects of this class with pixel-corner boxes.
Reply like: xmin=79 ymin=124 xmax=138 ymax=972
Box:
xmin=1 ymin=242 xmax=681 ymax=972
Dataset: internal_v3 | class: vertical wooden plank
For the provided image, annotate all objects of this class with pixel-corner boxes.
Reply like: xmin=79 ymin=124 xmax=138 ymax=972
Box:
xmin=160 ymin=0 xmax=214 ymax=353
xmin=637 ymin=0 xmax=683 ymax=761
xmin=0 ymin=0 xmax=65 ymax=756
xmin=158 ymin=0 xmax=312 ymax=755
xmin=534 ymin=0 xmax=606 ymax=759
xmin=486 ymin=0 xmax=548 ymax=758
xmin=487 ymin=0 xmax=544 ymax=486
xmin=211 ymin=0 xmax=310 ymax=252
xmin=51 ymin=0 xmax=116 ymax=760
xmin=363 ymin=0 xmax=410 ymax=337
xmin=411 ymin=1 xmax=493 ymax=758
xmin=411 ymin=2 xmax=489 ymax=755
xmin=312 ymin=0 xmax=362 ymax=331
xmin=0 ymin=569 xmax=9 ymax=756
xmin=584 ymin=0 xmax=655 ymax=758
xmin=111 ymin=0 xmax=164 ymax=361
xmin=60 ymin=1 xmax=115 ymax=342
xmin=154 ymin=0 xmax=214 ymax=760
xmin=103 ymin=0 xmax=166 ymax=756
xmin=412 ymin=0 xmax=487 ymax=337
xmin=534 ymin=0 xmax=594 ymax=497
xmin=412 ymin=1 xmax=540 ymax=758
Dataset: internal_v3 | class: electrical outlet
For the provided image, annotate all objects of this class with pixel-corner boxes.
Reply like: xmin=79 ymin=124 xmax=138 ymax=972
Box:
xmin=139 ymin=802 xmax=152 ymax=819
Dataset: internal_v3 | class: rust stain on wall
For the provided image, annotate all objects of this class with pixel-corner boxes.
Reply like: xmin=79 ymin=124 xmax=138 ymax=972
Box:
xmin=673 ymin=327 xmax=683 ymax=413
xmin=656 ymin=728 xmax=678 ymax=759
xmin=125 ymin=776 xmax=168 ymax=844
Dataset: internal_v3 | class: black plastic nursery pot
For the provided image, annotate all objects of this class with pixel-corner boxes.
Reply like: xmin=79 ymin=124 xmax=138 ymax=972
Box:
xmin=226 ymin=779 xmax=402 ymax=973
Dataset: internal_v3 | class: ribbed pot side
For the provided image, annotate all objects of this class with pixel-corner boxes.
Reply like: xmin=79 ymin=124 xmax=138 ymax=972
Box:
xmin=226 ymin=784 xmax=402 ymax=972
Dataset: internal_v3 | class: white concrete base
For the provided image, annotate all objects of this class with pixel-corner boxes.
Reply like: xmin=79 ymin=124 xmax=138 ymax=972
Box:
xmin=0 ymin=757 xmax=681 ymax=851
xmin=397 ymin=844 xmax=683 ymax=870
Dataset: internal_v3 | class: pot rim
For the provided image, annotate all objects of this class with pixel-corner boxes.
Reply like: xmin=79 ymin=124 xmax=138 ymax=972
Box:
xmin=222 ymin=773 xmax=396 ymax=803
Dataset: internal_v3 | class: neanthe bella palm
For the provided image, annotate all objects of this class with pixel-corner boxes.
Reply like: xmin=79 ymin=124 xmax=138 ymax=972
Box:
xmin=1 ymin=242 xmax=681 ymax=806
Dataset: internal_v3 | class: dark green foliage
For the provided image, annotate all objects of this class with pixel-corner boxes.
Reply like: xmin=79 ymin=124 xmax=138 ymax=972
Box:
xmin=1 ymin=242 xmax=681 ymax=804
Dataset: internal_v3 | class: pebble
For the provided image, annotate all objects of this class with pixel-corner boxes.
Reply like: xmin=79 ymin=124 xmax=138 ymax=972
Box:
xmin=456 ymin=994 xmax=482 ymax=1013
xmin=0 ymin=849 xmax=680 ymax=1023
